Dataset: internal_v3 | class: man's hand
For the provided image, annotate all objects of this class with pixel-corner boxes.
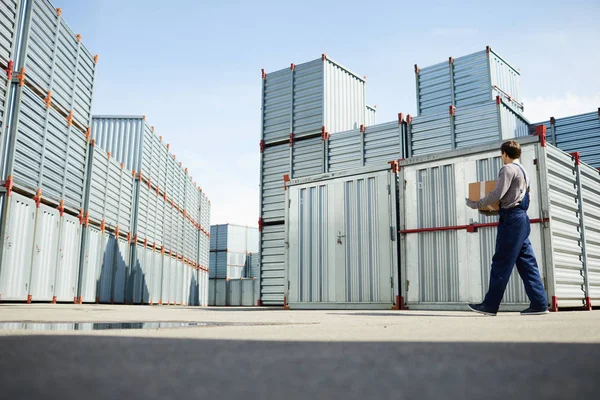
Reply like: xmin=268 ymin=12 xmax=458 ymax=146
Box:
xmin=465 ymin=198 xmax=478 ymax=209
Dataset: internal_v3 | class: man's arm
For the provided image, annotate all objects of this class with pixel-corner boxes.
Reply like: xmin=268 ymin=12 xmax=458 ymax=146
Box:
xmin=476 ymin=167 xmax=512 ymax=209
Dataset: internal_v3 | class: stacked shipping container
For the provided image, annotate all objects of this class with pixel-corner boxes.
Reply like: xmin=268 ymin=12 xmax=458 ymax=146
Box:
xmin=0 ymin=0 xmax=97 ymax=302
xmin=91 ymin=116 xmax=210 ymax=306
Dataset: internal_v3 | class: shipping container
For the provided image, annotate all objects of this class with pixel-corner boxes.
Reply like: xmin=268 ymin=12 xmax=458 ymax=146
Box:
xmin=398 ymin=133 xmax=599 ymax=311
xmin=532 ymin=109 xmax=600 ymax=168
xmin=259 ymin=223 xmax=285 ymax=305
xmin=407 ymin=98 xmax=529 ymax=157
xmin=284 ymin=165 xmax=400 ymax=309
xmin=261 ymin=55 xmax=367 ymax=145
xmin=415 ymin=46 xmax=522 ymax=116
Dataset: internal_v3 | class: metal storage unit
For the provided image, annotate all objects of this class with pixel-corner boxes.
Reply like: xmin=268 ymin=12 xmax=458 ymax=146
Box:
xmin=365 ymin=105 xmax=376 ymax=127
xmin=0 ymin=193 xmax=36 ymax=301
xmin=415 ymin=46 xmax=522 ymax=116
xmin=247 ymin=252 xmax=260 ymax=279
xmin=284 ymin=165 xmax=399 ymax=309
xmin=29 ymin=204 xmax=61 ymax=302
xmin=0 ymin=0 xmax=18 ymax=131
xmin=532 ymin=110 xmax=600 ymax=168
xmin=261 ymin=55 xmax=367 ymax=145
xmin=91 ymin=116 xmax=145 ymax=172
xmin=398 ymin=134 xmax=599 ymax=311
xmin=407 ymin=98 xmax=529 ymax=157
xmin=54 ymin=213 xmax=82 ymax=302
xmin=209 ymin=224 xmax=259 ymax=280
xmin=328 ymin=119 xmax=406 ymax=173
xmin=261 ymin=142 xmax=291 ymax=223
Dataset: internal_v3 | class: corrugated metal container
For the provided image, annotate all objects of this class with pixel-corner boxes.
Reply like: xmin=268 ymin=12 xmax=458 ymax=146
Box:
xmin=1 ymin=84 xmax=90 ymax=212
xmin=415 ymin=47 xmax=522 ymax=116
xmin=54 ymin=213 xmax=82 ymax=302
xmin=111 ymin=236 xmax=129 ymax=304
xmin=77 ymin=225 xmax=103 ymax=303
xmin=0 ymin=193 xmax=36 ymax=301
xmin=29 ymin=204 xmax=61 ymax=302
xmin=292 ymin=136 xmax=325 ymax=178
xmin=532 ymin=110 xmax=600 ymax=168
xmin=398 ymin=135 xmax=599 ymax=310
xmin=328 ymin=119 xmax=406 ymax=172
xmin=207 ymin=278 xmax=257 ymax=306
xmin=261 ymin=55 xmax=367 ymax=145
xmin=407 ymin=98 xmax=529 ymax=157
xmin=284 ymin=165 xmax=399 ymax=309
xmin=0 ymin=0 xmax=18 ymax=132
xmin=13 ymin=0 xmax=97 ymax=129
xmin=260 ymin=142 xmax=291 ymax=223
xmin=83 ymin=143 xmax=134 ymax=231
xmin=365 ymin=105 xmax=376 ymax=127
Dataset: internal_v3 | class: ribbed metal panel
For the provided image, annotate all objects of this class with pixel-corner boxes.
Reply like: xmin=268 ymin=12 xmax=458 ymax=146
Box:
xmin=546 ymin=147 xmax=585 ymax=301
xmin=476 ymin=157 xmax=528 ymax=303
xmin=580 ymin=163 xmax=600 ymax=300
xmin=0 ymin=194 xmax=35 ymax=300
xmin=261 ymin=142 xmax=288 ymax=222
xmin=260 ymin=223 xmax=285 ymax=305
xmin=409 ymin=110 xmax=452 ymax=156
xmin=416 ymin=48 xmax=522 ymax=116
xmin=4 ymin=84 xmax=88 ymax=211
xmin=262 ymin=56 xmax=366 ymax=144
xmin=176 ymin=257 xmax=184 ymax=305
xmin=130 ymin=243 xmax=144 ymax=304
xmin=286 ymin=168 xmax=397 ymax=307
xmin=0 ymin=0 xmax=18 ymax=131
xmin=262 ymin=68 xmax=291 ymax=143
xmin=415 ymin=60 xmax=452 ymax=116
xmin=364 ymin=121 xmax=404 ymax=166
xmin=168 ymin=255 xmax=177 ymax=305
xmin=328 ymin=127 xmax=361 ymax=172
xmin=78 ymin=225 xmax=103 ymax=303
xmin=247 ymin=252 xmax=260 ymax=279
xmin=54 ymin=213 xmax=81 ymax=302
xmin=246 ymin=227 xmax=259 ymax=253
xmin=416 ymin=165 xmax=459 ymax=302
xmin=139 ymin=245 xmax=153 ymax=304
xmin=534 ymin=111 xmax=600 ymax=168
xmin=29 ymin=204 xmax=60 ymax=301
xmin=365 ymin=105 xmax=376 ymax=127
xmin=292 ymin=136 xmax=324 ymax=178
xmin=91 ymin=117 xmax=144 ymax=173
xmin=15 ymin=0 xmax=97 ymax=128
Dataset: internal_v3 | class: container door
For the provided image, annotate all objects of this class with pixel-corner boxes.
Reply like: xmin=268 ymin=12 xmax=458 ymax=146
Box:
xmin=141 ymin=247 xmax=154 ymax=304
xmin=55 ymin=214 xmax=82 ymax=302
xmin=161 ymin=255 xmax=170 ymax=305
xmin=132 ymin=244 xmax=145 ymax=304
xmin=0 ymin=194 xmax=36 ymax=301
xmin=151 ymin=250 xmax=162 ymax=304
xmin=287 ymin=170 xmax=396 ymax=308
xmin=30 ymin=205 xmax=61 ymax=301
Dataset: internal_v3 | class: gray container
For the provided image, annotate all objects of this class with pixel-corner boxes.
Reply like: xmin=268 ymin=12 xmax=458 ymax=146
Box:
xmin=262 ymin=55 xmax=367 ymax=145
xmin=407 ymin=98 xmax=529 ymax=157
xmin=398 ymin=134 xmax=599 ymax=311
xmin=284 ymin=165 xmax=399 ymax=309
xmin=415 ymin=46 xmax=522 ymax=116
xmin=532 ymin=110 xmax=600 ymax=168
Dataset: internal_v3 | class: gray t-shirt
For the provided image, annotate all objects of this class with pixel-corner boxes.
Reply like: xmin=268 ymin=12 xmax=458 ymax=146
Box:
xmin=476 ymin=163 xmax=529 ymax=210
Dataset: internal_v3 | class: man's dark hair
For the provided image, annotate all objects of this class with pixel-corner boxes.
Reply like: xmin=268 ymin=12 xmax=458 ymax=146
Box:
xmin=501 ymin=140 xmax=521 ymax=159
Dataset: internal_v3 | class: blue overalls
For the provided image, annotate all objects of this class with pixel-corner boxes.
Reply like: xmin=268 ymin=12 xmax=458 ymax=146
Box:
xmin=482 ymin=164 xmax=548 ymax=312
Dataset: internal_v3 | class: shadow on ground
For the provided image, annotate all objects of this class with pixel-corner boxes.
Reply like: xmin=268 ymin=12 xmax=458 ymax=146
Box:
xmin=0 ymin=336 xmax=598 ymax=400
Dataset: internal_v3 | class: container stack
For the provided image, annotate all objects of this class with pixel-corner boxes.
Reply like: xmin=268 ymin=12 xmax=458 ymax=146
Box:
xmin=208 ymin=224 xmax=259 ymax=306
xmin=0 ymin=0 xmax=97 ymax=303
xmin=532 ymin=109 xmax=600 ymax=168
xmin=408 ymin=47 xmax=529 ymax=156
xmin=198 ymin=190 xmax=210 ymax=306
xmin=260 ymin=55 xmax=377 ymax=305
xmin=77 ymin=143 xmax=134 ymax=304
xmin=90 ymin=116 xmax=209 ymax=306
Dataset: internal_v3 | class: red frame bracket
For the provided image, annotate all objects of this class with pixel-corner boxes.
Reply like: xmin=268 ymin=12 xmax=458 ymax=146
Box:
xmin=535 ymin=125 xmax=547 ymax=147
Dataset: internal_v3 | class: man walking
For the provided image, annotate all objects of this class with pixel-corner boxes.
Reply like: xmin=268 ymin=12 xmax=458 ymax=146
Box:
xmin=466 ymin=140 xmax=549 ymax=316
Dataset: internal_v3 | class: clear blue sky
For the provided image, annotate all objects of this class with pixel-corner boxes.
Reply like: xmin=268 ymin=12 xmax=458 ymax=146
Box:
xmin=53 ymin=0 xmax=600 ymax=226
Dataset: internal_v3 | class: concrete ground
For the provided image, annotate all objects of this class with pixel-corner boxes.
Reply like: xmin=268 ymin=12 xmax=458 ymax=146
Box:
xmin=1 ymin=304 xmax=599 ymax=399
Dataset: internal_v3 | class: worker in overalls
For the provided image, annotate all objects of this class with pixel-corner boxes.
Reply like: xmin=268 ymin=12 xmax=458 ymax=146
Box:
xmin=466 ymin=140 xmax=549 ymax=316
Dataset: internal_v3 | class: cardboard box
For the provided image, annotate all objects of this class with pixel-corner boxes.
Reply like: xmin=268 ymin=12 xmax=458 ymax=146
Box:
xmin=468 ymin=181 xmax=499 ymax=211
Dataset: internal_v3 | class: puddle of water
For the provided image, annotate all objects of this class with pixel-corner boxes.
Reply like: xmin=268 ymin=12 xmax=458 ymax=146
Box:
xmin=0 ymin=321 xmax=312 ymax=331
